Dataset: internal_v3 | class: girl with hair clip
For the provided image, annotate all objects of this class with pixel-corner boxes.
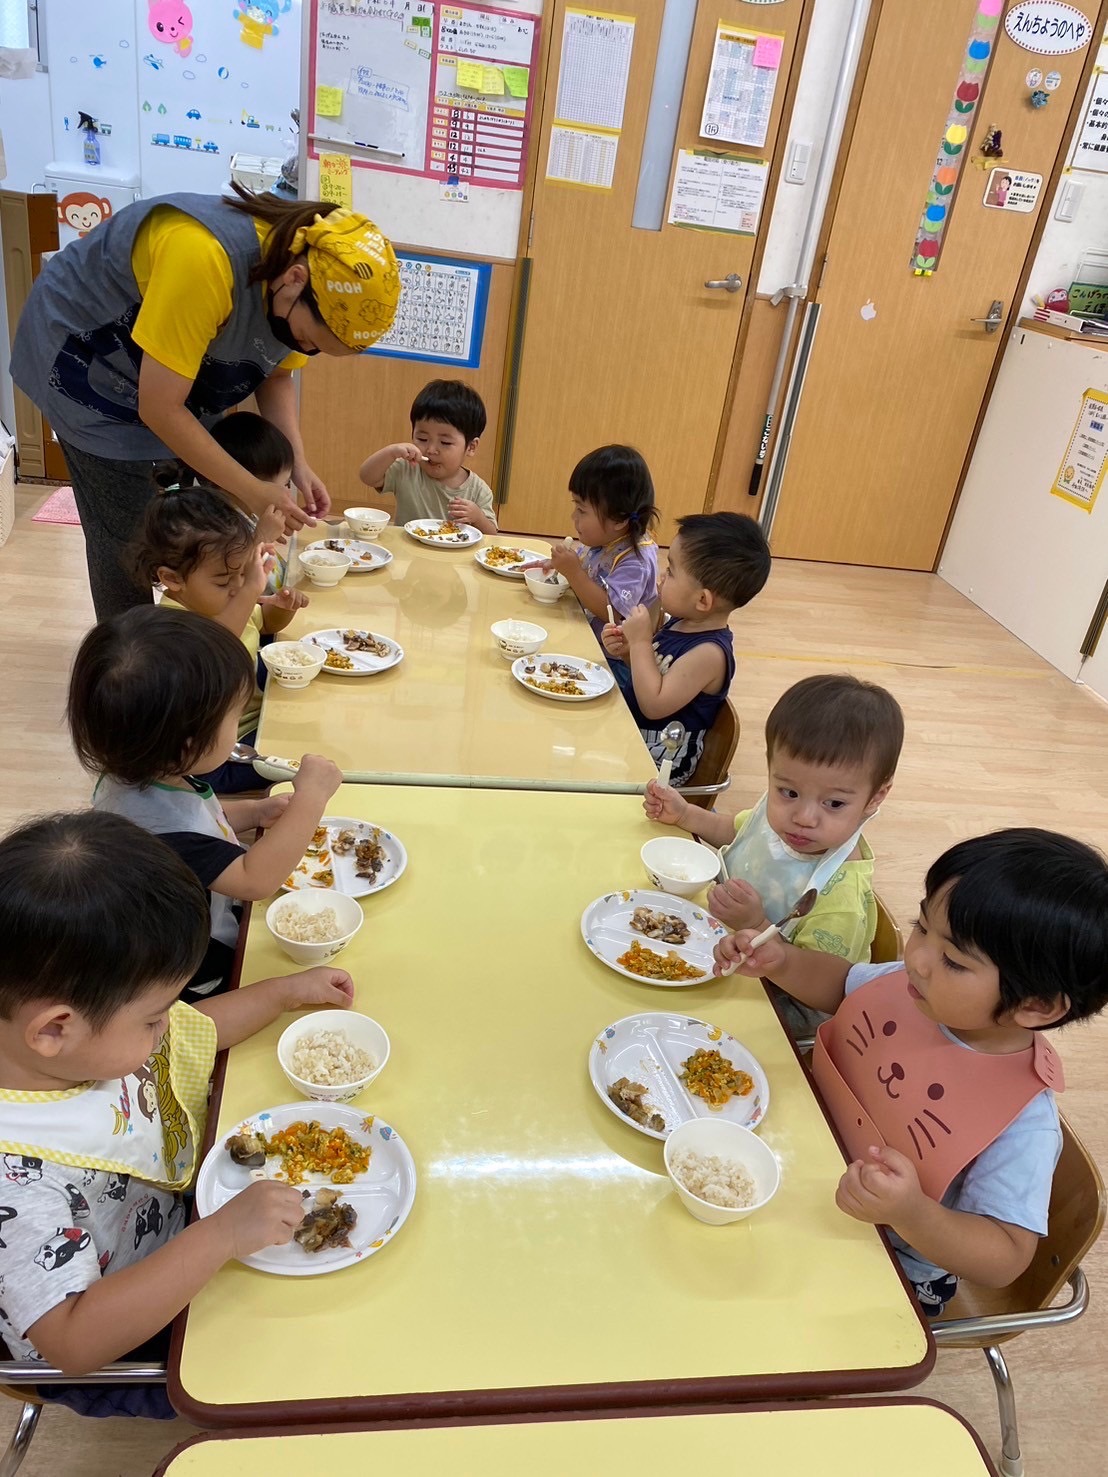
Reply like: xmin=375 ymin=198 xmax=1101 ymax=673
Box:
xmin=528 ymin=445 xmax=659 ymax=642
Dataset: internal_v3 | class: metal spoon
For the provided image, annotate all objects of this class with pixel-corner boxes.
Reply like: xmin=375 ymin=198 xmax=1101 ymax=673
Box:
xmin=720 ymin=887 xmax=819 ymax=977
xmin=229 ymin=742 xmax=300 ymax=778
xmin=657 ymin=721 xmax=686 ymax=788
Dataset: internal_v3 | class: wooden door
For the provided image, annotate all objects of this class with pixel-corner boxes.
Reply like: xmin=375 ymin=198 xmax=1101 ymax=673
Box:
xmin=502 ymin=0 xmax=806 ymax=543
xmin=769 ymin=0 xmax=1101 ymax=570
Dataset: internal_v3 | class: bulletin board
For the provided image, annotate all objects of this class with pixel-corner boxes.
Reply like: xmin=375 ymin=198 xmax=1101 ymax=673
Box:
xmin=366 ymin=250 xmax=491 ymax=366
xmin=308 ymin=0 xmax=540 ymax=190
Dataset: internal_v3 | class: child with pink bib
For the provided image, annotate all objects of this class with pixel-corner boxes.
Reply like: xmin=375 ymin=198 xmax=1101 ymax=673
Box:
xmin=714 ymin=828 xmax=1108 ymax=1314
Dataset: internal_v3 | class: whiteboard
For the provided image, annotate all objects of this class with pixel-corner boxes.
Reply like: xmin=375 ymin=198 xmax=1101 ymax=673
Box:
xmin=302 ymin=0 xmax=543 ymax=259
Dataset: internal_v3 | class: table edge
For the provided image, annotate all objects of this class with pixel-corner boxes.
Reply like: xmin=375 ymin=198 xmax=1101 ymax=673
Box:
xmin=153 ymin=1396 xmax=992 ymax=1475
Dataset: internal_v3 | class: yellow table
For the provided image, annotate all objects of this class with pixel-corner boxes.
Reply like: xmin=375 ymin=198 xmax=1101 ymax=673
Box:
xmin=157 ymin=1402 xmax=996 ymax=1475
xmin=258 ymin=527 xmax=655 ymax=792
xmin=170 ymin=786 xmax=930 ymax=1427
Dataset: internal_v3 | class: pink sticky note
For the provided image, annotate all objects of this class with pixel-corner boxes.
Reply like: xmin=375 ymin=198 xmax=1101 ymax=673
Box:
xmin=753 ymin=34 xmax=783 ymax=68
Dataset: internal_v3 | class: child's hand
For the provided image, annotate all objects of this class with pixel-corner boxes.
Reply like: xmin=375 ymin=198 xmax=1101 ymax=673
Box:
xmin=601 ymin=622 xmax=628 ymax=659
xmin=643 ymin=777 xmax=691 ymax=828
xmin=251 ymin=795 xmax=290 ymax=830
xmin=547 ymin=542 xmax=581 ymax=577
xmin=836 ymin=1146 xmax=924 ymax=1226
xmin=447 ymin=496 xmax=482 ymax=526
xmin=713 ymin=927 xmax=787 ymax=978
xmin=254 ymin=505 xmax=286 ymax=546
xmin=291 ymin=753 xmax=342 ymax=802
xmin=214 ymin=1180 xmax=306 ymax=1260
xmin=393 ymin=442 xmax=426 ymax=466
xmin=281 ymin=966 xmax=355 ymax=1012
xmin=259 ymin=587 xmax=310 ymax=613
xmin=245 ymin=541 xmax=274 ymax=601
xmin=706 ymin=878 xmax=768 ymax=932
xmin=621 ymin=604 xmax=653 ymax=645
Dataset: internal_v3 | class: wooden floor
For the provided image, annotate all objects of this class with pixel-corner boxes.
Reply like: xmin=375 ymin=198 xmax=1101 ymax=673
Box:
xmin=2 ymin=487 xmax=1107 ymax=1473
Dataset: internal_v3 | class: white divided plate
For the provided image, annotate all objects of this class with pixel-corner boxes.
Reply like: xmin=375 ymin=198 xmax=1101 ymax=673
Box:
xmin=282 ymin=816 xmax=407 ymax=898
xmin=589 ymin=1013 xmax=769 ymax=1142
xmin=511 ymin=652 xmax=615 ymax=703
xmin=304 ymin=538 xmax=392 ymax=572
xmin=473 ymin=544 xmax=547 ymax=577
xmin=195 ymin=1102 xmax=416 ymax=1276
xmin=404 ymin=518 xmax=483 ymax=548
xmin=305 ymin=628 xmax=404 ymax=676
xmin=581 ymin=889 xmax=726 ymax=987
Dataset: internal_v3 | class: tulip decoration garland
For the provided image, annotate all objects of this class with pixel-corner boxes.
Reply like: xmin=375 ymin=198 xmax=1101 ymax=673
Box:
xmin=910 ymin=0 xmax=1003 ymax=276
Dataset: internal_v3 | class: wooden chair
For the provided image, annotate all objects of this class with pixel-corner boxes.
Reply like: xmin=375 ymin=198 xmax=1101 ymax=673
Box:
xmin=933 ymin=1116 xmax=1105 ymax=1477
xmin=681 ymin=699 xmax=740 ymax=810
xmin=0 ymin=1349 xmax=166 ymax=1476
xmin=870 ymin=891 xmax=903 ymax=963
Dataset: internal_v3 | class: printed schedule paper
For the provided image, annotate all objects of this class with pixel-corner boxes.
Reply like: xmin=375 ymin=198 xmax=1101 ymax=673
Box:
xmin=700 ymin=24 xmax=781 ymax=149
xmin=554 ymin=8 xmax=635 ymax=132
xmin=546 ymin=122 xmax=619 ymax=189
xmin=668 ymin=150 xmax=769 ymax=235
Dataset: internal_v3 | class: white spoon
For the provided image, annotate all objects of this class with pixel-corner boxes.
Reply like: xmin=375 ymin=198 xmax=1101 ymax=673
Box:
xmin=657 ymin=720 xmax=685 ymax=789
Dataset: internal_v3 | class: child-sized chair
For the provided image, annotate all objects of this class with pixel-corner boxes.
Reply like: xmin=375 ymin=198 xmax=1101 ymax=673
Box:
xmin=933 ymin=1117 xmax=1105 ymax=1477
xmin=870 ymin=893 xmax=903 ymax=964
xmin=682 ymin=699 xmax=740 ymax=810
xmin=0 ymin=1348 xmax=167 ymax=1475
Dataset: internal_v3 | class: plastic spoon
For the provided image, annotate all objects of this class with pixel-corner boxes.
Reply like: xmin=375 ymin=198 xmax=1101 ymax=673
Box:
xmin=719 ymin=888 xmax=819 ymax=977
xmin=229 ymin=743 xmax=300 ymax=779
xmin=657 ymin=720 xmax=685 ymax=788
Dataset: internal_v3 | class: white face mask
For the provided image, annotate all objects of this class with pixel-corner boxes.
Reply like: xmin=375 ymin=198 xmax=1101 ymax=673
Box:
xmin=719 ymin=793 xmax=873 ymax=930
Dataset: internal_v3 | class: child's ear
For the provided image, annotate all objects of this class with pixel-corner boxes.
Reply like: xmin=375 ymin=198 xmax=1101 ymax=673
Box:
xmin=1012 ymin=994 xmax=1071 ymax=1030
xmin=863 ymin=781 xmax=892 ymax=817
xmin=156 ymin=564 xmax=184 ymax=593
xmin=695 ymin=586 xmax=714 ymax=614
xmin=466 ymin=436 xmax=481 ymax=457
xmin=24 ymin=1005 xmax=80 ymax=1060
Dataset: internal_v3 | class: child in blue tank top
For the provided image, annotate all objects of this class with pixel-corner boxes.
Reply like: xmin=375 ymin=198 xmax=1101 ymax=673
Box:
xmin=601 ymin=513 xmax=771 ymax=785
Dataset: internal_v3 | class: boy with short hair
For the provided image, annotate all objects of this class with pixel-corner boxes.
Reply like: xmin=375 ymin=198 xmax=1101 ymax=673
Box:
xmin=646 ymin=674 xmax=904 ymax=1025
xmin=715 ymin=828 xmax=1108 ymax=1312
xmin=602 ymin=512 xmax=771 ymax=786
xmin=358 ymin=379 xmax=497 ymax=534
xmin=0 ymin=810 xmax=352 ymax=1375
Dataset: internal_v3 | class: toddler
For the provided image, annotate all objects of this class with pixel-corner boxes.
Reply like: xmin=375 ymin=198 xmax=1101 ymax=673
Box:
xmin=0 ymin=809 xmax=352 ymax=1377
xmin=602 ymin=512 xmax=770 ymax=785
xmin=129 ymin=485 xmax=308 ymax=791
xmin=210 ymin=411 xmax=297 ymax=593
xmin=358 ymin=379 xmax=497 ymax=534
xmin=715 ymin=828 xmax=1108 ymax=1314
xmin=646 ymin=674 xmax=903 ymax=1031
xmin=68 ymin=606 xmax=342 ymax=1001
xmin=533 ymin=445 xmax=658 ymax=641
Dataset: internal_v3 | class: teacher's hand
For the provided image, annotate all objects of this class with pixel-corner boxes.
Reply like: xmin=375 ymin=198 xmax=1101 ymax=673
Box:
xmin=243 ymin=479 xmax=315 ymax=534
xmin=292 ymin=460 xmax=331 ymax=518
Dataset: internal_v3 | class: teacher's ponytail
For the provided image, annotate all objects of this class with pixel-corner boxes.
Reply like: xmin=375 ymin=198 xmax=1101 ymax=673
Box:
xmin=225 ymin=181 xmax=341 ymax=287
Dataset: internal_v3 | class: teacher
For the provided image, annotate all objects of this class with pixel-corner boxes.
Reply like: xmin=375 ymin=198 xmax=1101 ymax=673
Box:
xmin=12 ymin=185 xmax=400 ymax=620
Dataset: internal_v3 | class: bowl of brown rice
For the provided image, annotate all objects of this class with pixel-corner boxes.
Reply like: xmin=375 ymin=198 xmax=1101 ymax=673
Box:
xmin=265 ymin=891 xmax=364 ymax=965
xmin=277 ymin=1009 xmax=390 ymax=1103
xmin=662 ymin=1118 xmax=780 ymax=1225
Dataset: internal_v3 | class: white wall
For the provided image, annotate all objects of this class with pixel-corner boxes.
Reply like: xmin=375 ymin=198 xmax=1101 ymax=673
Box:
xmin=1022 ymin=34 xmax=1108 ymax=315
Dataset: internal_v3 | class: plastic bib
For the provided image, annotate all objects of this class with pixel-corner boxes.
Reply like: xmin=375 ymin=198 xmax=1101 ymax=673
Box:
xmin=718 ymin=794 xmax=870 ymax=932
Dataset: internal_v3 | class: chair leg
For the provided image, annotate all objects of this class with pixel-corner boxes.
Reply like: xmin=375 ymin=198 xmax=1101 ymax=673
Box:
xmin=0 ymin=1402 xmax=42 ymax=1477
xmin=983 ymin=1343 xmax=1025 ymax=1477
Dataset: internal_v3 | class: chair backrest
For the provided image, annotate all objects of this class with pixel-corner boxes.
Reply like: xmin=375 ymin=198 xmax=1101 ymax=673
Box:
xmin=684 ymin=699 xmax=740 ymax=811
xmin=942 ymin=1114 xmax=1106 ymax=1322
xmin=870 ymin=892 xmax=903 ymax=963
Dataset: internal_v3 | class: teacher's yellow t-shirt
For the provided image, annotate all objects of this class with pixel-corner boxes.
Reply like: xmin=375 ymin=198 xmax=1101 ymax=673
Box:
xmin=130 ymin=208 xmax=307 ymax=380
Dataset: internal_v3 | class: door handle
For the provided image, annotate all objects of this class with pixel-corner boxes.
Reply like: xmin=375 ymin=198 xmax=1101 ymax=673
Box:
xmin=969 ymin=300 xmax=1004 ymax=332
xmin=705 ymin=273 xmax=743 ymax=293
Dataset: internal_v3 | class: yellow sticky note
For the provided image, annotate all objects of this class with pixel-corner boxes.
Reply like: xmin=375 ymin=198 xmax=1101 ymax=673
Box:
xmin=316 ymin=84 xmax=343 ymax=118
xmin=456 ymin=59 xmax=484 ymax=89
xmin=481 ymin=65 xmax=505 ymax=95
xmin=503 ymin=65 xmax=528 ymax=98
xmin=319 ymin=152 xmax=352 ymax=208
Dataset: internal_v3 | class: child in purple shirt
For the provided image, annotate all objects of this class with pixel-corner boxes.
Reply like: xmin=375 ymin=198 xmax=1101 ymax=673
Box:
xmin=535 ymin=445 xmax=658 ymax=640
